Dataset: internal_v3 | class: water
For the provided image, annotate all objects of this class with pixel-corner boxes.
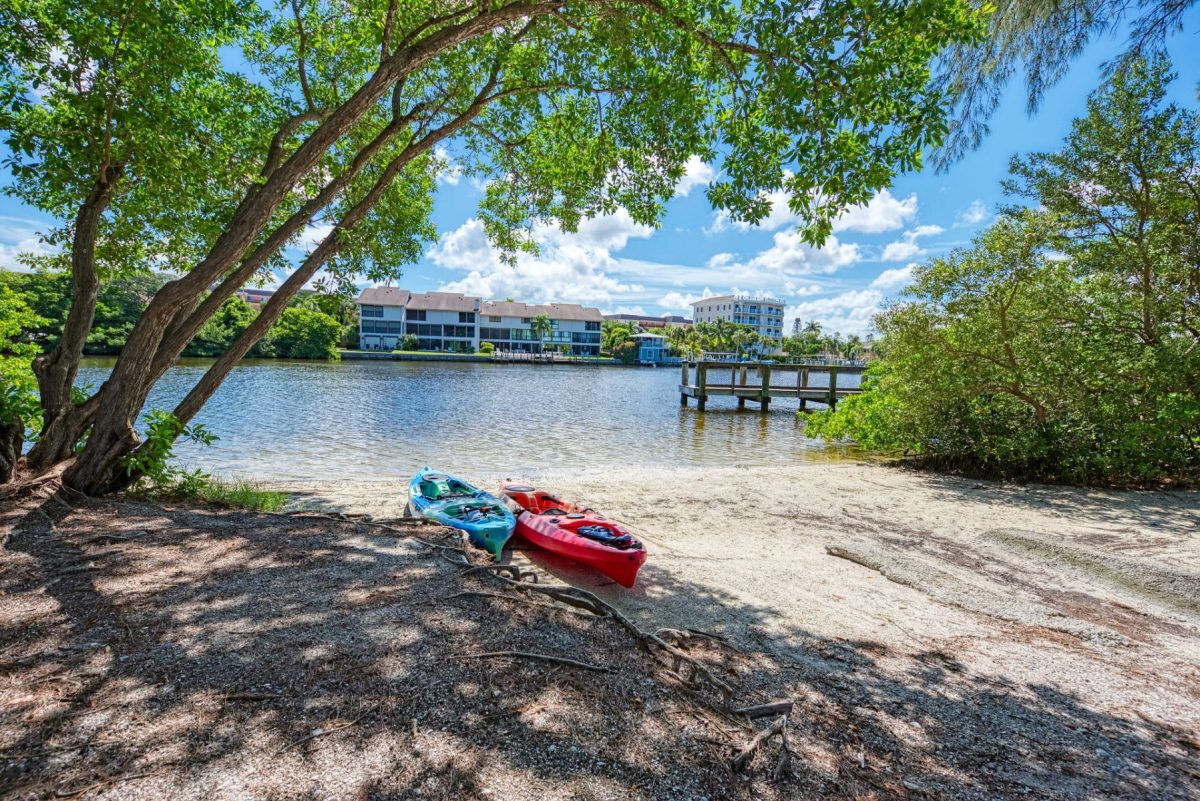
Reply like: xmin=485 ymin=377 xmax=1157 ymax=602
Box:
xmin=77 ymin=358 xmax=861 ymax=482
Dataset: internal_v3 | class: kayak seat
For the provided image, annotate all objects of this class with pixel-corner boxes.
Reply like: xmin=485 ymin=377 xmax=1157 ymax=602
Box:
xmin=541 ymin=507 xmax=568 ymax=516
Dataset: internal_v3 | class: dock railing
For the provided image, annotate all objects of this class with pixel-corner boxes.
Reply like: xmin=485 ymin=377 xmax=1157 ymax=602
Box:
xmin=679 ymin=360 xmax=864 ymax=411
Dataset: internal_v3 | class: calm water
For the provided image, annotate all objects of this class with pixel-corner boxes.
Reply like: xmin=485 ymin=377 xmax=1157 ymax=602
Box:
xmin=77 ymin=358 xmax=860 ymax=482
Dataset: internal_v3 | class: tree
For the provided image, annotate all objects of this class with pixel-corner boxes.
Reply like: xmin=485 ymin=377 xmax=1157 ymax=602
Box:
xmin=936 ymin=0 xmax=1197 ymax=166
xmin=264 ymin=307 xmax=344 ymax=360
xmin=400 ymin=333 xmax=419 ymax=352
xmin=808 ymin=57 xmax=1200 ymax=483
xmin=184 ymin=296 xmax=258 ymax=357
xmin=601 ymin=319 xmax=634 ymax=354
xmin=529 ymin=314 xmax=553 ymax=353
xmin=2 ymin=0 xmax=987 ymax=494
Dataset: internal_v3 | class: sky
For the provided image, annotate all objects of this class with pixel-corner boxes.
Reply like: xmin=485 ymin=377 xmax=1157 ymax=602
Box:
xmin=2 ymin=13 xmax=1198 ymax=337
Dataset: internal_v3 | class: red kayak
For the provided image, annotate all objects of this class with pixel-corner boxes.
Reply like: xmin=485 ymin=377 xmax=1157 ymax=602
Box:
xmin=500 ymin=483 xmax=647 ymax=588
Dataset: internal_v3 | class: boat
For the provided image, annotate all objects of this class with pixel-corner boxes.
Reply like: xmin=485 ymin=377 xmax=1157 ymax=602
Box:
xmin=408 ymin=467 xmax=515 ymax=558
xmin=499 ymin=482 xmax=647 ymax=587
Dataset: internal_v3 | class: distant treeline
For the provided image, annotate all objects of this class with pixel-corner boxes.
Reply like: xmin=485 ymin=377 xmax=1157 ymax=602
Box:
xmin=0 ymin=271 xmax=356 ymax=360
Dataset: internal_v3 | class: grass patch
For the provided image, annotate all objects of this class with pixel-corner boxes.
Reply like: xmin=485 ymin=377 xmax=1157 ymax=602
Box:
xmin=191 ymin=477 xmax=289 ymax=512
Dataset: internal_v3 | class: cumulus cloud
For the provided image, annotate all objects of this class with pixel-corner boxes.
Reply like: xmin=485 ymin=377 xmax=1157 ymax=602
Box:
xmin=707 ymin=186 xmax=918 ymax=237
xmin=870 ymin=264 xmax=917 ymax=290
xmin=433 ymin=144 xmax=463 ymax=186
xmin=955 ymin=199 xmax=989 ymax=227
xmin=295 ymin=222 xmax=335 ymax=252
xmin=674 ymin=156 xmax=716 ymax=197
xmin=832 ymin=190 xmax=919 ymax=234
xmin=783 ymin=280 xmax=822 ymax=297
xmin=788 ymin=289 xmax=885 ymax=337
xmin=428 ymin=210 xmax=652 ymax=304
xmin=880 ymin=224 xmax=944 ymax=262
xmin=743 ymin=230 xmax=860 ymax=276
xmin=658 ymin=288 xmax=715 ymax=311
xmin=0 ymin=216 xmax=54 ymax=270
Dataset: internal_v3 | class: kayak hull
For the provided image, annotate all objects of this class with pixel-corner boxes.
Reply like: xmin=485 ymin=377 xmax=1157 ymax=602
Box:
xmin=409 ymin=468 xmax=515 ymax=558
xmin=500 ymin=483 xmax=647 ymax=587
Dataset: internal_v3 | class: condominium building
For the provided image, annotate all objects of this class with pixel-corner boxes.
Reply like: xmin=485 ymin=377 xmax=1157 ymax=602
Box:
xmin=602 ymin=312 xmax=692 ymax=329
xmin=690 ymin=294 xmax=785 ymax=344
xmin=356 ymin=288 xmax=602 ymax=355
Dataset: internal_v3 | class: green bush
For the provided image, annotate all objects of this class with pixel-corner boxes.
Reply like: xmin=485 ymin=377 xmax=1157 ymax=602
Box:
xmin=400 ymin=333 xmax=419 ymax=351
xmin=265 ymin=307 xmax=343 ymax=360
xmin=478 ymin=341 xmax=494 ymax=355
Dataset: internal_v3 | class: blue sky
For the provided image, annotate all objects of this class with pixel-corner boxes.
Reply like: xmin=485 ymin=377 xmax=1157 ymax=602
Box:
xmin=2 ymin=14 xmax=1197 ymax=336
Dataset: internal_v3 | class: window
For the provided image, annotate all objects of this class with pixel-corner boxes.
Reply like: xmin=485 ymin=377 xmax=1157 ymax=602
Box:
xmin=488 ymin=315 xmax=501 ymax=323
xmin=361 ymin=305 xmax=384 ymax=318
xmin=361 ymin=320 xmax=401 ymax=334
xmin=458 ymin=312 xmax=476 ymax=323
xmin=480 ymin=327 xmax=510 ymax=340
xmin=585 ymin=321 xmax=600 ymax=332
xmin=408 ymin=309 xmax=427 ymax=321
xmin=521 ymin=317 xmax=531 ymax=324
xmin=444 ymin=325 xmax=473 ymax=339
xmin=405 ymin=323 xmax=442 ymax=336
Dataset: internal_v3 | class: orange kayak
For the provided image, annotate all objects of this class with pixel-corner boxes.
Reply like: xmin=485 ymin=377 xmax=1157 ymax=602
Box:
xmin=500 ymin=483 xmax=647 ymax=588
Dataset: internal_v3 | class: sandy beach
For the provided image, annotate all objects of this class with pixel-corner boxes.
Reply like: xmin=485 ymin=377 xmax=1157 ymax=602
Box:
xmin=5 ymin=462 xmax=1198 ymax=799
xmin=291 ymin=461 xmax=1200 ymax=742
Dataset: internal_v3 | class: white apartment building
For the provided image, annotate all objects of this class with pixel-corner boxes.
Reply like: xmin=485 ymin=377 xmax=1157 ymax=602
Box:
xmin=356 ymin=288 xmax=602 ymax=355
xmin=690 ymin=294 xmax=785 ymax=348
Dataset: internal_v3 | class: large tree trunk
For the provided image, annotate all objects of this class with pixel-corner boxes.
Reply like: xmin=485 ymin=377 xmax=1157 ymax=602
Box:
xmin=26 ymin=163 xmax=123 ymax=470
xmin=62 ymin=4 xmax=556 ymax=495
xmin=0 ymin=417 xmax=22 ymax=484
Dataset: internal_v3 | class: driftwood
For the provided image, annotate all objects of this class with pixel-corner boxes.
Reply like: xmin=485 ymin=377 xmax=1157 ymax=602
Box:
xmin=455 ymin=650 xmax=610 ymax=673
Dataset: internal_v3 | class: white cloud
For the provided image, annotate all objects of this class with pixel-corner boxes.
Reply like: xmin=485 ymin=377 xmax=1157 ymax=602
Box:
xmin=955 ymin=199 xmax=989 ymax=227
xmin=296 ymin=222 xmax=335 ymax=252
xmin=658 ymin=288 xmax=714 ymax=311
xmin=428 ymin=210 xmax=653 ymax=305
xmin=783 ymin=280 xmax=822 ymax=297
xmin=870 ymin=264 xmax=917 ymax=290
xmin=707 ymin=186 xmax=919 ymax=238
xmin=433 ymin=144 xmax=463 ymax=186
xmin=0 ymin=216 xmax=54 ymax=270
xmin=706 ymin=252 xmax=736 ymax=268
xmin=788 ymin=289 xmax=885 ymax=337
xmin=675 ymin=156 xmax=715 ymax=197
xmin=880 ymin=224 xmax=944 ymax=262
xmin=832 ymin=190 xmax=918 ymax=234
xmin=744 ymin=230 xmax=860 ymax=276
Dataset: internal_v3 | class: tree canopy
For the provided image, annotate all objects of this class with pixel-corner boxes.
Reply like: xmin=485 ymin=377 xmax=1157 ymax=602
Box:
xmin=808 ymin=56 xmax=1200 ymax=484
xmin=1 ymin=0 xmax=987 ymax=493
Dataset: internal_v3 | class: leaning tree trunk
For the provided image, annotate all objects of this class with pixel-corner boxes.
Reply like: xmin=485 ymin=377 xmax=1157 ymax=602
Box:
xmin=26 ymin=163 xmax=123 ymax=471
xmin=62 ymin=5 xmax=558 ymax=496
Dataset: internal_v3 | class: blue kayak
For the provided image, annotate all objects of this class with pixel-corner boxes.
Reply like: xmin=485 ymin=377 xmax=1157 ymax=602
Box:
xmin=408 ymin=467 xmax=515 ymax=558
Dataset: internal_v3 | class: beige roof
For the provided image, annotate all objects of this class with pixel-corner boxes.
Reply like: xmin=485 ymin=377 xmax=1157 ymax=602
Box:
xmin=357 ymin=287 xmax=411 ymax=307
xmin=405 ymin=292 xmax=480 ymax=312
xmin=481 ymin=300 xmax=603 ymax=322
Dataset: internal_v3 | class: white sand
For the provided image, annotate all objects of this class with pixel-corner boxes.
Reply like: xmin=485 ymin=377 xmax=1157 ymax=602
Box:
xmin=284 ymin=462 xmax=1200 ymax=730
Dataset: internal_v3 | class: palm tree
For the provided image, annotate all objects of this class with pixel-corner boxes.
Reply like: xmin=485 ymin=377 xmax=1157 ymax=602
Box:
xmin=663 ymin=324 xmax=688 ymax=356
xmin=710 ymin=318 xmax=735 ymax=353
xmin=803 ymin=320 xmax=822 ymax=335
xmin=530 ymin=314 xmax=553 ymax=353
xmin=842 ymin=334 xmax=863 ymax=360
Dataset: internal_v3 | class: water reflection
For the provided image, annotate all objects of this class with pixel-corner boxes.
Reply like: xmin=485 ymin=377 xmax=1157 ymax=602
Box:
xmin=77 ymin=358 xmax=861 ymax=481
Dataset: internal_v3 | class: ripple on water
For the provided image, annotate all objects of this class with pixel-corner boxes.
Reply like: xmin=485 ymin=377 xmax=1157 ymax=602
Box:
xmin=77 ymin=358 xmax=863 ymax=481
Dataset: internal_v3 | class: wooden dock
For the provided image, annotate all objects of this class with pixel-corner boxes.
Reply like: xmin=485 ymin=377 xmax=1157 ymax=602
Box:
xmin=679 ymin=360 xmax=865 ymax=411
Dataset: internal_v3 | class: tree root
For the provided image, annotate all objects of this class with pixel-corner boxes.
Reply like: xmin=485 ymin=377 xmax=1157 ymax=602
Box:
xmin=487 ymin=573 xmax=734 ymax=702
xmin=730 ymin=712 xmax=791 ymax=776
xmin=454 ymin=650 xmax=610 ymax=673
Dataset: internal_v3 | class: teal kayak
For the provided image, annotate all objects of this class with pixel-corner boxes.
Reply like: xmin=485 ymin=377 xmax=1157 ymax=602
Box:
xmin=408 ymin=467 xmax=515 ymax=558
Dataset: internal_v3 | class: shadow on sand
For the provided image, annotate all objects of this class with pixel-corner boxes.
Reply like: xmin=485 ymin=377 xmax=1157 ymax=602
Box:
xmin=0 ymin=492 xmax=1196 ymax=800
